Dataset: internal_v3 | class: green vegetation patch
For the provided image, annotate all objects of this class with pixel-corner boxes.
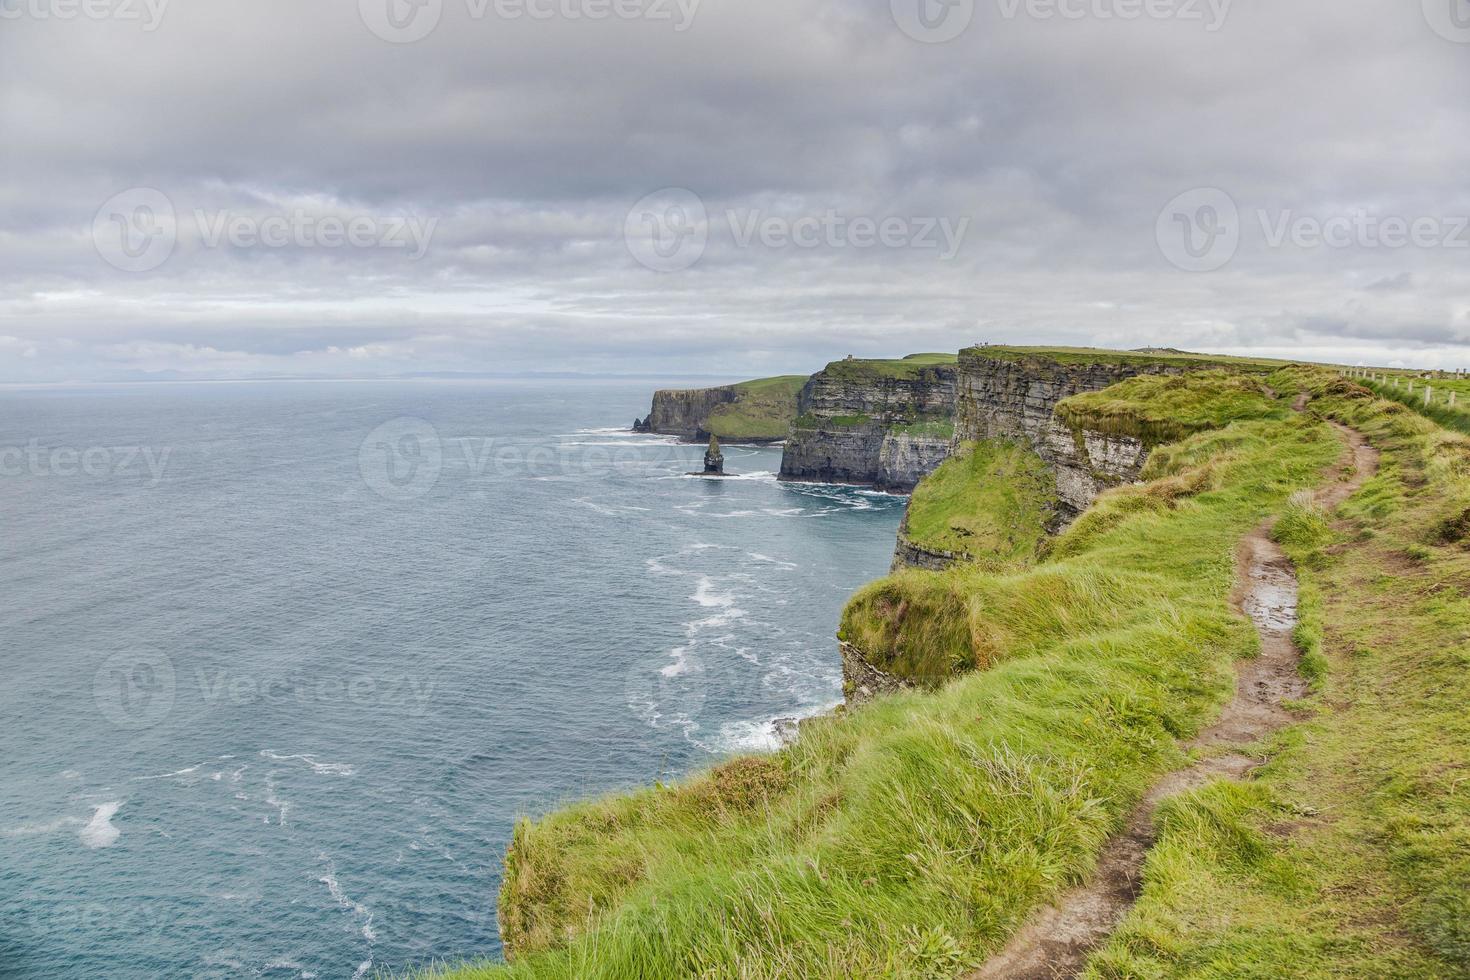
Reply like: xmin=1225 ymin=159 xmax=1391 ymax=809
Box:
xmin=902 ymin=439 xmax=1057 ymax=567
xmin=1055 ymin=370 xmax=1286 ymax=446
xmin=1085 ymin=366 xmax=1470 ymax=979
xmin=704 ymin=375 xmax=807 ymax=441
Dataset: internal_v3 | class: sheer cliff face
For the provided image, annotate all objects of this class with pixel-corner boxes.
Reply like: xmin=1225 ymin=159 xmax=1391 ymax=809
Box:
xmin=955 ymin=350 xmax=1182 ymax=517
xmin=640 ymin=386 xmax=740 ymax=440
xmin=778 ymin=364 xmax=958 ymax=492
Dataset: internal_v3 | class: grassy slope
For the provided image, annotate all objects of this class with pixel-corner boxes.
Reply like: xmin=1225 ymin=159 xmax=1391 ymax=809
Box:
xmin=1055 ymin=371 xmax=1286 ymax=446
xmin=901 ymin=439 xmax=1057 ymax=567
xmin=1083 ymin=370 xmax=1470 ymax=978
xmin=431 ymin=372 xmax=1348 ymax=979
xmin=700 ymin=375 xmax=808 ymax=441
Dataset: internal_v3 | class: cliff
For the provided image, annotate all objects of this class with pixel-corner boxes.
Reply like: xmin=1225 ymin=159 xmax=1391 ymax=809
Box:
xmin=954 ymin=346 xmax=1249 ymax=519
xmin=635 ymin=375 xmax=806 ymax=442
xmin=777 ymin=354 xmax=958 ymax=491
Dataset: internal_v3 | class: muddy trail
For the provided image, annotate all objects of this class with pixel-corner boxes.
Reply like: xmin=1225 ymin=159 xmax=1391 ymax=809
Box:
xmin=970 ymin=421 xmax=1378 ymax=980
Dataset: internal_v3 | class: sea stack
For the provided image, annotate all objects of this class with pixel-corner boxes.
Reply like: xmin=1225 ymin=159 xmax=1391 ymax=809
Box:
xmin=702 ymin=435 xmax=724 ymax=475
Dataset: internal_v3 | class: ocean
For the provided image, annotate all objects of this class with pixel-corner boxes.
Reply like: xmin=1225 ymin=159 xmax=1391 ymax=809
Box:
xmin=0 ymin=380 xmax=905 ymax=979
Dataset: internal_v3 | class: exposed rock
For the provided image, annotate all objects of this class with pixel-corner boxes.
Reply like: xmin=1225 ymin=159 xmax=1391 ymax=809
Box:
xmin=954 ymin=349 xmax=1223 ymax=521
xmin=702 ymin=435 xmax=724 ymax=474
xmin=640 ymin=385 xmax=742 ymax=440
xmin=779 ymin=360 xmax=959 ymax=491
xmin=840 ymin=640 xmax=914 ymax=705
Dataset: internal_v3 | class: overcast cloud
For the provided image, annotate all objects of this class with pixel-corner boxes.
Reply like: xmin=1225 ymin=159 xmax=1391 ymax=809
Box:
xmin=1 ymin=0 xmax=1467 ymax=382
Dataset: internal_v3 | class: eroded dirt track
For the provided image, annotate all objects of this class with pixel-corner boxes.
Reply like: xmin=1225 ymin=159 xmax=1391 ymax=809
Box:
xmin=970 ymin=422 xmax=1378 ymax=980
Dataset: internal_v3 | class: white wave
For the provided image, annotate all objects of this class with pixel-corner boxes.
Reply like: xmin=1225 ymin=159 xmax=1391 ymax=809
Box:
xmin=130 ymin=763 xmax=203 ymax=781
xmin=60 ymin=770 xmax=81 ymax=779
xmin=259 ymin=751 xmax=355 ymax=776
xmin=79 ymin=802 xmax=121 ymax=848
xmin=748 ymin=552 xmax=798 ymax=568
xmin=691 ymin=576 xmax=735 ymax=608
xmin=710 ymin=701 xmax=840 ymax=754
xmin=264 ymin=775 xmax=289 ymax=826
xmin=318 ymin=856 xmax=379 ymax=958
xmin=660 ymin=646 xmax=692 ymax=678
xmin=681 ymin=469 xmax=777 ymax=481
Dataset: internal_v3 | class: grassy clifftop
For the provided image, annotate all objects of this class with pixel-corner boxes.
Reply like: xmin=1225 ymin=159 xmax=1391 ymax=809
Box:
xmin=703 ymin=375 xmax=808 ymax=441
xmin=901 ymin=439 xmax=1057 ymax=567
xmin=1054 ymin=370 xmax=1286 ymax=445
xmin=1088 ymin=368 xmax=1470 ymax=977
xmin=817 ymin=352 xmax=958 ymax=382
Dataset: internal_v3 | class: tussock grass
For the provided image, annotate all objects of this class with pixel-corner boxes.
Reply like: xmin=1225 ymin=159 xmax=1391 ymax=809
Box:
xmin=1085 ymin=366 xmax=1470 ymax=978
xmin=425 ymin=399 xmax=1340 ymax=978
xmin=901 ymin=439 xmax=1057 ymax=567
xmin=1055 ymin=370 xmax=1285 ymax=446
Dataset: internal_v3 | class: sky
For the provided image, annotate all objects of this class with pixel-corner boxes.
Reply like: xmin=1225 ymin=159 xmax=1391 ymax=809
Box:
xmin=2 ymin=0 xmax=1468 ymax=383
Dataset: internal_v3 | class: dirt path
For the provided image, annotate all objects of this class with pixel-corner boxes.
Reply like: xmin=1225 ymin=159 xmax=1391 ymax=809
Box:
xmin=970 ymin=421 xmax=1378 ymax=980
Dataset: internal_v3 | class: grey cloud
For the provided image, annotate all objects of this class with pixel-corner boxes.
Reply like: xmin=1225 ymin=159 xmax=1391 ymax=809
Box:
xmin=1 ymin=0 xmax=1468 ymax=381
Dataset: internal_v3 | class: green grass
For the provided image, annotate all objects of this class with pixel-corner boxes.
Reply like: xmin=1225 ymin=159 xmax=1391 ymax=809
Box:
xmin=1055 ymin=370 xmax=1287 ymax=446
xmin=1083 ymin=367 xmax=1470 ymax=979
xmin=1356 ymin=375 xmax=1470 ymax=437
xmin=901 ymin=439 xmax=1057 ymax=567
xmin=703 ymin=375 xmax=808 ymax=441
xmin=423 ymin=377 xmax=1346 ymax=979
xmin=962 ymin=345 xmax=1287 ymax=371
xmin=817 ymin=352 xmax=958 ymax=383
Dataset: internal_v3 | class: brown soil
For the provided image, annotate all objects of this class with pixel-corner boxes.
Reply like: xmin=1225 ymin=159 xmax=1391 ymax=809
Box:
xmin=969 ymin=421 xmax=1378 ymax=980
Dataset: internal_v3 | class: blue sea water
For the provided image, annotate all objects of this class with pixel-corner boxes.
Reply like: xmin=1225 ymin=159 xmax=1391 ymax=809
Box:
xmin=0 ymin=380 xmax=905 ymax=979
